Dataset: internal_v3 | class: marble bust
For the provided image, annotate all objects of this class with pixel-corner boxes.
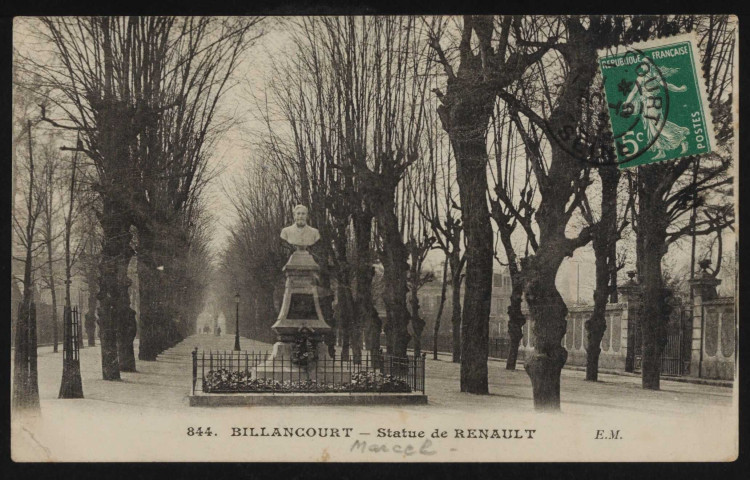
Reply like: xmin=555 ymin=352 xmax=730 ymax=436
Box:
xmin=280 ymin=205 xmax=320 ymax=249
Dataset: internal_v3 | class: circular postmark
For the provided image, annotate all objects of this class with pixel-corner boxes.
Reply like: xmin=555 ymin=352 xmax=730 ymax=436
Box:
xmin=545 ymin=46 xmax=671 ymax=167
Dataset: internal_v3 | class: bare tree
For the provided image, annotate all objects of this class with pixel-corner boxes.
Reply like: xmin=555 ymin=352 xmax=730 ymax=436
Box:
xmin=579 ymin=163 xmax=631 ymax=381
xmin=38 ymin=145 xmax=64 ymax=353
xmin=77 ymin=213 xmax=102 ymax=347
xmin=31 ymin=17 xmax=262 ymax=376
xmin=487 ymin=94 xmax=537 ymax=371
xmin=412 ymin=110 xmax=465 ymax=362
xmin=130 ymin=17 xmax=262 ymax=362
xmin=494 ymin=16 xmax=675 ymax=408
xmin=12 ymin=117 xmax=45 ymax=412
xmin=403 ymin=165 xmax=436 ymax=357
xmin=270 ymin=17 xmax=434 ymax=359
xmin=429 ymin=15 xmax=553 ymax=393
xmin=630 ymin=15 xmax=735 ymax=390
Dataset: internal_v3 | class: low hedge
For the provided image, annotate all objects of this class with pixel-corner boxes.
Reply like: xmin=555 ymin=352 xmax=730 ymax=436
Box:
xmin=203 ymin=369 xmax=412 ymax=393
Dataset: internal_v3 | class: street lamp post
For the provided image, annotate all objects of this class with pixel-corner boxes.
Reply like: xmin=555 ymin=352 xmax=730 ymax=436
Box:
xmin=234 ymin=292 xmax=241 ymax=351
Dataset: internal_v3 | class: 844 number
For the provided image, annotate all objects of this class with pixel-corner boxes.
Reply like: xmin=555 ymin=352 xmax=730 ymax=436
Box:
xmin=187 ymin=427 xmax=215 ymax=437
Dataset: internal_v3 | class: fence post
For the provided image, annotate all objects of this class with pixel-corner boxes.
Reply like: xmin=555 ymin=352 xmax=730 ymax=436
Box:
xmin=192 ymin=347 xmax=198 ymax=395
xmin=421 ymin=352 xmax=426 ymax=394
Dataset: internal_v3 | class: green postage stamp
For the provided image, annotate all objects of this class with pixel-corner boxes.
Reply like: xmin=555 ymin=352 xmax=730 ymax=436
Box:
xmin=598 ymin=34 xmax=716 ymax=169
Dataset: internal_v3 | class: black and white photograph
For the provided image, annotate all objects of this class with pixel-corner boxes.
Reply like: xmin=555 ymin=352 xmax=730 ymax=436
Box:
xmin=10 ymin=14 xmax=738 ymax=462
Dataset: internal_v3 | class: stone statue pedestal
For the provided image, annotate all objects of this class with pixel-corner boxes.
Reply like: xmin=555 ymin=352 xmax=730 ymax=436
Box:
xmin=253 ymin=248 xmax=350 ymax=383
xmin=270 ymin=249 xmax=331 ymax=340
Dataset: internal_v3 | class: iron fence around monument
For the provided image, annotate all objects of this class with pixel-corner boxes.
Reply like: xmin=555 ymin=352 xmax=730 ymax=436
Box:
xmin=191 ymin=349 xmax=425 ymax=395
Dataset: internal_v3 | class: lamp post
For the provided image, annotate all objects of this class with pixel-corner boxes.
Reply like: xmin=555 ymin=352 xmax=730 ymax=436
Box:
xmin=234 ymin=292 xmax=241 ymax=351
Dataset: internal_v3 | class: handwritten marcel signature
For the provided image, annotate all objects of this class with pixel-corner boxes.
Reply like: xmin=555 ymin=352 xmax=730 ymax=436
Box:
xmin=350 ymin=438 xmax=437 ymax=456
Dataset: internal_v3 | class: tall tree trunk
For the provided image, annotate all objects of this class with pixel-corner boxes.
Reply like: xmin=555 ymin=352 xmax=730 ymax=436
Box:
xmin=352 ymin=210 xmax=373 ymax=363
xmin=43 ymin=162 xmax=59 ymax=354
xmin=524 ymin=257 xmax=568 ymax=410
xmin=636 ymin=170 xmax=669 ymax=390
xmin=13 ymin=301 xmax=29 ymax=410
xmin=499 ymin=227 xmax=525 ymax=371
xmin=436 ymin=65 xmax=495 ymax=390
xmin=452 ymin=134 xmax=493 ymax=394
xmin=639 ymin=244 xmax=668 ymax=390
xmin=585 ymin=280 xmax=608 ymax=382
xmin=28 ymin=302 xmax=40 ymax=405
xmin=432 ymin=258 xmax=449 ymax=360
xmin=383 ymin=304 xmax=394 ymax=354
xmin=13 ymin=120 xmax=41 ymax=411
xmin=333 ymin=227 xmax=353 ymax=360
xmin=137 ymin=240 xmax=163 ymax=361
xmin=523 ymin=146 xmax=588 ymax=410
xmin=257 ymin=282 xmax=279 ymax=344
xmin=51 ymin=284 xmax=58 ymax=353
xmin=505 ymin=281 xmax=526 ymax=371
xmin=97 ymin=197 xmax=134 ymax=380
xmin=96 ymin=25 xmax=138 ymax=377
xmin=368 ymin=304 xmax=383 ymax=355
xmin=316 ymin=257 xmax=336 ymax=358
xmin=117 ymin=305 xmax=137 ymax=371
xmin=336 ymin=279 xmax=354 ymax=361
xmin=520 ymin=31 xmax=598 ymax=408
xmin=449 ymin=252 xmax=463 ymax=364
xmin=585 ymin=167 xmax=620 ymax=381
xmin=46 ymin=262 xmax=58 ymax=353
xmin=376 ymin=202 xmax=411 ymax=358
xmin=85 ymin=271 xmax=98 ymax=346
xmin=408 ymin=242 xmax=425 ymax=358
xmin=13 ymin=302 xmax=40 ymax=412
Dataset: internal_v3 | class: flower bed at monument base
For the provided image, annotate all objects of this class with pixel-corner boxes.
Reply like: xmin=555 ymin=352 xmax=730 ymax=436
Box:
xmin=203 ymin=369 xmax=412 ymax=393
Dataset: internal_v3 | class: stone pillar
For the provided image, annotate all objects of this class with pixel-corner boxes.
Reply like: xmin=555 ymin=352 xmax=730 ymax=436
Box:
xmin=618 ymin=271 xmax=641 ymax=372
xmin=688 ymin=261 xmax=721 ymax=378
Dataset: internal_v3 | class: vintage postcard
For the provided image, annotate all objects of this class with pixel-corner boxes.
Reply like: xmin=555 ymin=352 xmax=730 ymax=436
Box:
xmin=10 ymin=15 xmax=738 ymax=462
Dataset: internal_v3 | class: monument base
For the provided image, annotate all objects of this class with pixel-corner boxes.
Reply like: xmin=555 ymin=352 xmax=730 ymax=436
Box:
xmin=190 ymin=392 xmax=428 ymax=407
xmin=252 ymin=342 xmax=351 ymax=384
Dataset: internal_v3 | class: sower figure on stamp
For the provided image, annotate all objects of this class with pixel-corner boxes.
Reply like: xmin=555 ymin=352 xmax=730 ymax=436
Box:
xmin=621 ymin=65 xmax=689 ymax=160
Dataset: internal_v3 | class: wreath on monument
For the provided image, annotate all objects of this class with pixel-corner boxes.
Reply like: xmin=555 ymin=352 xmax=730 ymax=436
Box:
xmin=291 ymin=331 xmax=318 ymax=366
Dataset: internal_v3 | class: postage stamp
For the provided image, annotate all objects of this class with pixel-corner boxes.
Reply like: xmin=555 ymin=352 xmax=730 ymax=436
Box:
xmin=598 ymin=34 xmax=716 ymax=169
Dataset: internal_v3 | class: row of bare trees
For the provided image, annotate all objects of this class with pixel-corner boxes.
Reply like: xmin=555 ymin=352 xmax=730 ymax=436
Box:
xmin=11 ymin=69 xmax=96 ymax=409
xmin=222 ymin=17 xmax=438 ymax=361
xmin=222 ymin=15 xmax=734 ymax=411
xmin=12 ymin=17 xmax=262 ymax=410
xmin=427 ymin=15 xmax=734 ymax=407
